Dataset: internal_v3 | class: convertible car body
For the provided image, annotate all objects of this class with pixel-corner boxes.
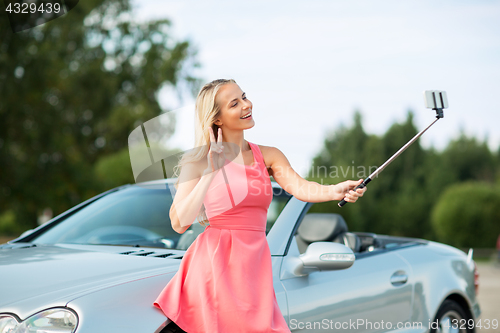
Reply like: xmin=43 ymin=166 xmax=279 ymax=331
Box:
xmin=0 ymin=179 xmax=481 ymax=333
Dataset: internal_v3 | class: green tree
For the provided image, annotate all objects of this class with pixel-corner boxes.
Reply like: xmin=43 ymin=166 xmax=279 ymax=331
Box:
xmin=372 ymin=111 xmax=430 ymax=237
xmin=306 ymin=110 xmax=500 ymax=243
xmin=308 ymin=111 xmax=438 ymax=239
xmin=441 ymin=132 xmax=496 ymax=183
xmin=431 ymin=182 xmax=500 ymax=248
xmin=0 ymin=0 xmax=200 ymax=234
xmin=497 ymin=146 xmax=500 ymax=183
xmin=307 ymin=111 xmax=376 ymax=231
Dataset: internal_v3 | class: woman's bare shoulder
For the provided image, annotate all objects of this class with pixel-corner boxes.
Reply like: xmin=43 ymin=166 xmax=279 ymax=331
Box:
xmin=256 ymin=144 xmax=281 ymax=169
xmin=257 ymin=144 xmax=281 ymax=155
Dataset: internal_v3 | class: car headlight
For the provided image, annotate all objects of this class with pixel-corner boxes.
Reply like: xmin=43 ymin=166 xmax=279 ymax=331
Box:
xmin=0 ymin=308 xmax=78 ymax=333
xmin=0 ymin=315 xmax=18 ymax=333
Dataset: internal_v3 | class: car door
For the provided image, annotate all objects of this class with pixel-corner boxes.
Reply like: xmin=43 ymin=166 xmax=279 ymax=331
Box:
xmin=280 ymin=238 xmax=414 ymax=333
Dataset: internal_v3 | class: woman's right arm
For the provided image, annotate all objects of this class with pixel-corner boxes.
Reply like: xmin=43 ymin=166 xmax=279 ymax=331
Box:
xmin=169 ymin=165 xmax=218 ymax=234
xmin=170 ymin=127 xmax=226 ymax=234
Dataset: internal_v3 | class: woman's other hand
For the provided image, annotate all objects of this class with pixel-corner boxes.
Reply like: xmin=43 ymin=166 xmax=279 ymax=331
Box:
xmin=333 ymin=179 xmax=367 ymax=203
xmin=204 ymin=127 xmax=226 ymax=175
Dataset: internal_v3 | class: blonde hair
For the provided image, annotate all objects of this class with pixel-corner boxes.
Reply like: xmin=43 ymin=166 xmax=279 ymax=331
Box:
xmin=172 ymin=79 xmax=237 ymax=226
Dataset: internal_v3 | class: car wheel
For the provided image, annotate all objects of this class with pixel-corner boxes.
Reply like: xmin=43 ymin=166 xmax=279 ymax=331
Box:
xmin=430 ymin=299 xmax=473 ymax=333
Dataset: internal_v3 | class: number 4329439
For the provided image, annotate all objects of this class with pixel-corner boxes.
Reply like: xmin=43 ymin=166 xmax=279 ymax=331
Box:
xmin=5 ymin=2 xmax=61 ymax=14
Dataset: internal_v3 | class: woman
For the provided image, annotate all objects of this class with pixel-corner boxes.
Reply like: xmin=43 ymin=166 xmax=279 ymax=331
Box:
xmin=153 ymin=79 xmax=366 ymax=333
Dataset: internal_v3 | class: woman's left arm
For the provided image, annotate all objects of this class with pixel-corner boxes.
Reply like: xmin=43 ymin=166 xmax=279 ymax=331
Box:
xmin=263 ymin=146 xmax=366 ymax=203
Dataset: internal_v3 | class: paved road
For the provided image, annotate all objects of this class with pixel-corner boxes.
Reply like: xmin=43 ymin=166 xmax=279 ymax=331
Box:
xmin=476 ymin=262 xmax=500 ymax=333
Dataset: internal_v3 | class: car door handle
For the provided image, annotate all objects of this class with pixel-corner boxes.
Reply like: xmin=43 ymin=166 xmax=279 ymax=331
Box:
xmin=390 ymin=270 xmax=408 ymax=286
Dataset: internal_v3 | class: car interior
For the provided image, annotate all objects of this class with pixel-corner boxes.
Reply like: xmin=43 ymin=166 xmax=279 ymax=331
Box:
xmin=294 ymin=213 xmax=391 ymax=255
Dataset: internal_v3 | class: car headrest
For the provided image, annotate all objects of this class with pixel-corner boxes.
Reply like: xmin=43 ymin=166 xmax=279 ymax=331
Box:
xmin=297 ymin=213 xmax=348 ymax=243
xmin=333 ymin=232 xmax=361 ymax=252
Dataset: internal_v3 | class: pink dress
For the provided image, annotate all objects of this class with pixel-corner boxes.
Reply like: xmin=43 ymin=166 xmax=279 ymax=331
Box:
xmin=153 ymin=141 xmax=291 ymax=333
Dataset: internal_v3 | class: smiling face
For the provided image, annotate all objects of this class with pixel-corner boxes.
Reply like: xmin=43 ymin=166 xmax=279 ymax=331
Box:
xmin=214 ymin=82 xmax=254 ymax=131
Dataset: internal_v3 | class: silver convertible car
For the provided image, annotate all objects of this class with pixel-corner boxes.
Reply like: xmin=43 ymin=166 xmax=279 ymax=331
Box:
xmin=0 ymin=179 xmax=481 ymax=333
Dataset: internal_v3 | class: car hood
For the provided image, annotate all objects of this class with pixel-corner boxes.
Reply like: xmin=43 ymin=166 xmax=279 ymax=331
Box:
xmin=0 ymin=243 xmax=182 ymax=319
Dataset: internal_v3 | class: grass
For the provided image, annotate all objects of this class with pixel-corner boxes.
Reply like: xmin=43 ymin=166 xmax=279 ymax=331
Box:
xmin=474 ymin=257 xmax=495 ymax=263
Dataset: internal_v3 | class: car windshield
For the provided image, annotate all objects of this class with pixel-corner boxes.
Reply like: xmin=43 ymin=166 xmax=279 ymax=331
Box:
xmin=30 ymin=182 xmax=291 ymax=250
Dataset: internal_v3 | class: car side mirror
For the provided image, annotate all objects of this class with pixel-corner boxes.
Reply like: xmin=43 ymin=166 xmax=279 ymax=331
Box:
xmin=299 ymin=241 xmax=355 ymax=274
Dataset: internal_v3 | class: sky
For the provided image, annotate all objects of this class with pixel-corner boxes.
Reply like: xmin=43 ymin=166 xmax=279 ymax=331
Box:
xmin=131 ymin=0 xmax=500 ymax=177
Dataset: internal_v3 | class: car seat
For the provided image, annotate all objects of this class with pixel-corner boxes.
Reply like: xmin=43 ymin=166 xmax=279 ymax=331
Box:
xmin=333 ymin=232 xmax=361 ymax=253
xmin=295 ymin=213 xmax=348 ymax=254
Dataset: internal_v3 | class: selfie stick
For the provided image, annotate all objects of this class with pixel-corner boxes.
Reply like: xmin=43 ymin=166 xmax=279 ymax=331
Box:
xmin=338 ymin=90 xmax=448 ymax=207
